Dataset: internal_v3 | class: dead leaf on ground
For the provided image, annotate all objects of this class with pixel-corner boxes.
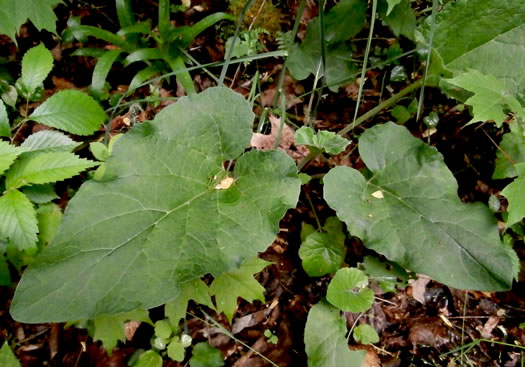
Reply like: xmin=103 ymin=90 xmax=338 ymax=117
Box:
xmin=251 ymin=115 xmax=309 ymax=161
xmin=409 ymin=275 xmax=431 ymax=304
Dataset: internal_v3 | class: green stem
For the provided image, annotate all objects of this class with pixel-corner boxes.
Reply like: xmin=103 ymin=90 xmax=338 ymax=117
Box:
xmin=339 ymin=79 xmax=423 ymax=136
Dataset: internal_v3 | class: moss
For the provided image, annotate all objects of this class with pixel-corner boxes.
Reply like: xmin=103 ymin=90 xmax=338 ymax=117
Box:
xmin=228 ymin=0 xmax=286 ymax=33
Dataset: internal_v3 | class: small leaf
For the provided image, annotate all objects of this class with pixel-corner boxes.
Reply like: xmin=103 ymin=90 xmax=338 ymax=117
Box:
xmin=20 ymin=44 xmax=53 ymax=95
xmin=134 ymin=350 xmax=163 ymax=367
xmin=353 ymin=324 xmax=379 ymax=344
xmin=0 ymin=100 xmax=10 ymax=137
xmin=304 ymin=301 xmax=365 ymax=367
xmin=167 ymin=339 xmax=185 ymax=362
xmin=493 ymin=121 xmax=525 ymax=179
xmin=295 ymin=127 xmax=350 ymax=155
xmin=29 ymin=90 xmax=107 ymax=135
xmin=0 ymin=342 xmax=20 ymax=367
xmin=93 ymin=309 xmax=151 ymax=354
xmin=501 ymin=163 xmax=525 ymax=226
xmin=154 ymin=319 xmax=172 ymax=339
xmin=6 ymin=152 xmax=97 ymax=190
xmin=209 ymin=257 xmax=271 ymax=323
xmin=189 ymin=342 xmax=224 ymax=367
xmin=23 ymin=184 xmax=59 ymax=204
xmin=299 ymin=217 xmax=346 ymax=277
xmin=447 ymin=70 xmax=525 ymax=127
xmin=165 ymin=278 xmax=214 ymax=326
xmin=89 ymin=142 xmax=109 ymax=161
xmin=0 ymin=141 xmax=23 ymax=176
xmin=391 ymin=105 xmax=411 ymax=124
xmin=20 ymin=130 xmax=79 ymax=154
xmin=0 ymin=190 xmax=38 ymax=251
xmin=326 ymin=268 xmax=374 ymax=312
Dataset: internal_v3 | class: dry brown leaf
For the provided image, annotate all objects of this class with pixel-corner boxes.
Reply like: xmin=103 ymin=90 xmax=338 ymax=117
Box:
xmin=409 ymin=275 xmax=431 ymax=304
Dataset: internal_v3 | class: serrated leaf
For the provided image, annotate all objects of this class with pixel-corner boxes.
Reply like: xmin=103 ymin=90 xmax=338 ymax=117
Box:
xmin=29 ymin=90 xmax=107 ymax=135
xmin=447 ymin=70 xmax=525 ymax=127
xmin=287 ymin=0 xmax=366 ymax=91
xmin=425 ymin=0 xmax=525 ymax=98
xmin=23 ymin=184 xmax=59 ymax=204
xmin=21 ymin=130 xmax=79 ymax=154
xmin=0 ymin=190 xmax=38 ymax=251
xmin=10 ymin=87 xmax=301 ymax=323
xmin=353 ymin=324 xmax=379 ymax=345
xmin=165 ymin=278 xmax=214 ymax=326
xmin=326 ymin=268 xmax=374 ymax=312
xmin=299 ymin=217 xmax=346 ymax=277
xmin=6 ymin=152 xmax=98 ymax=190
xmin=0 ymin=0 xmax=62 ymax=44
xmin=305 ymin=301 xmax=365 ymax=367
xmin=501 ymin=163 xmax=525 ymax=226
xmin=210 ymin=257 xmax=271 ymax=323
xmin=0 ymin=342 xmax=20 ymax=367
xmin=134 ymin=350 xmax=162 ymax=367
xmin=189 ymin=342 xmax=224 ymax=367
xmin=0 ymin=141 xmax=22 ymax=176
xmin=0 ymin=100 xmax=10 ymax=137
xmin=21 ymin=44 xmax=53 ymax=95
xmin=378 ymin=0 xmax=416 ymax=41
xmin=324 ymin=122 xmax=517 ymax=291
xmin=35 ymin=203 xmax=62 ymax=246
xmin=295 ymin=127 xmax=350 ymax=155
xmin=493 ymin=121 xmax=525 ymax=179
xmin=93 ymin=309 xmax=151 ymax=353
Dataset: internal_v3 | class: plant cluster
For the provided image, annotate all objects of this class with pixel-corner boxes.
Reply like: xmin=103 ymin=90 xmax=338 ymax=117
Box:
xmin=0 ymin=0 xmax=524 ymax=365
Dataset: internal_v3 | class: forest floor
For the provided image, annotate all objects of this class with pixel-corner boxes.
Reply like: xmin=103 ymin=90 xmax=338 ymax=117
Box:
xmin=0 ymin=1 xmax=524 ymax=366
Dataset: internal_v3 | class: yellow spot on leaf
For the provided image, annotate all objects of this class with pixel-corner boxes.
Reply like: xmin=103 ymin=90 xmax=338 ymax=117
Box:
xmin=215 ymin=176 xmax=234 ymax=190
xmin=371 ymin=190 xmax=384 ymax=199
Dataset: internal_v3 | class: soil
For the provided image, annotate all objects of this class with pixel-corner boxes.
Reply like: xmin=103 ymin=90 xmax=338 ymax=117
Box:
xmin=0 ymin=1 xmax=523 ymax=366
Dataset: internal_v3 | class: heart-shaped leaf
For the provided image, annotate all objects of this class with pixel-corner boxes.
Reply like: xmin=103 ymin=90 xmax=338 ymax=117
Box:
xmin=324 ymin=122 xmax=517 ymax=291
xmin=11 ymin=87 xmax=301 ymax=322
xmin=326 ymin=268 xmax=374 ymax=312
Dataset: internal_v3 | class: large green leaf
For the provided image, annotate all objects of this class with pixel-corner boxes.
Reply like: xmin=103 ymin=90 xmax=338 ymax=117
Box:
xmin=425 ymin=0 xmax=525 ymax=98
xmin=10 ymin=87 xmax=301 ymax=322
xmin=5 ymin=152 xmax=98 ymax=190
xmin=324 ymin=122 xmax=517 ymax=291
xmin=20 ymin=44 xmax=54 ymax=95
xmin=0 ymin=0 xmax=62 ymax=43
xmin=29 ymin=90 xmax=107 ymax=135
xmin=304 ymin=301 xmax=365 ymax=367
xmin=0 ymin=190 xmax=38 ymax=251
